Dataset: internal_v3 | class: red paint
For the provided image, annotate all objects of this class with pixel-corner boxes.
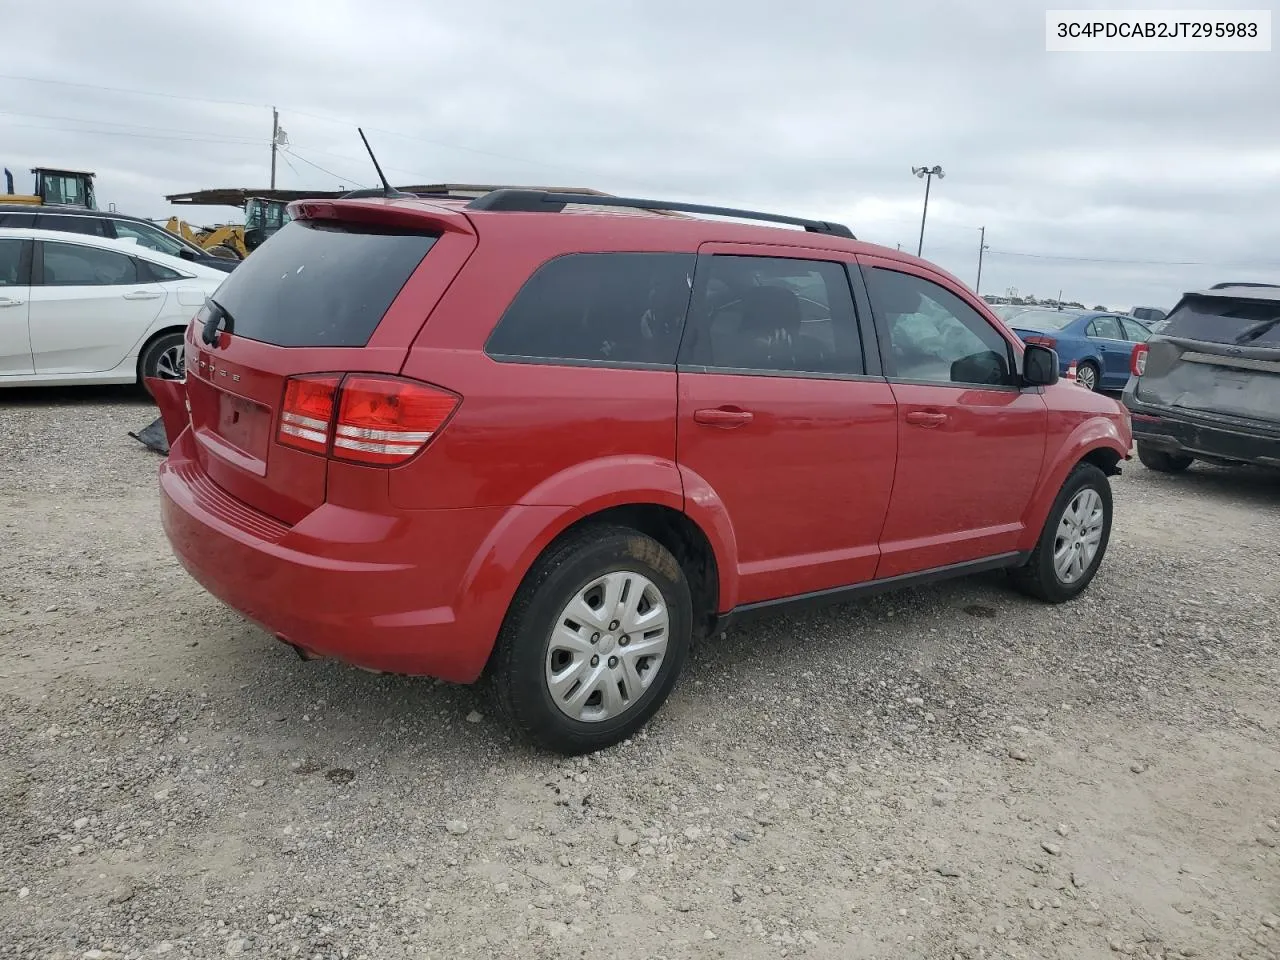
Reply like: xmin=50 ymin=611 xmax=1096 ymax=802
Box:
xmin=154 ymin=196 xmax=1132 ymax=684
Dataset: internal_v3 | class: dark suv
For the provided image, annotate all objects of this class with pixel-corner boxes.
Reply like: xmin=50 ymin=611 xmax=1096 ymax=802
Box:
xmin=0 ymin=205 xmax=237 ymax=272
xmin=1125 ymin=283 xmax=1280 ymax=472
xmin=149 ymin=189 xmax=1131 ymax=755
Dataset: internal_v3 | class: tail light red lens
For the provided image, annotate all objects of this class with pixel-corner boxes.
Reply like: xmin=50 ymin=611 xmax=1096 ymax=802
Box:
xmin=277 ymin=374 xmax=458 ymax=465
xmin=278 ymin=375 xmax=340 ymax=454
xmin=1023 ymin=335 xmax=1057 ymax=349
xmin=333 ymin=376 xmax=459 ymax=465
xmin=1131 ymin=343 xmax=1149 ymax=377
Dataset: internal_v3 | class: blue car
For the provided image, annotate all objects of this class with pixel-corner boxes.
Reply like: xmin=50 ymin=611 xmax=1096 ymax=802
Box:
xmin=1006 ymin=308 xmax=1152 ymax=392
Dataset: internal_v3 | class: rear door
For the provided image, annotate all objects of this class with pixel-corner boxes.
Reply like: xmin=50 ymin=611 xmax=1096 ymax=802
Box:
xmin=859 ymin=257 xmax=1047 ymax=578
xmin=1084 ymin=315 xmax=1133 ymax=388
xmin=28 ymin=239 xmax=167 ymax=374
xmin=676 ymin=244 xmax=897 ymax=605
xmin=0 ymin=237 xmax=34 ymax=375
xmin=182 ymin=207 xmax=476 ymax=524
xmin=1135 ymin=292 xmax=1280 ymax=424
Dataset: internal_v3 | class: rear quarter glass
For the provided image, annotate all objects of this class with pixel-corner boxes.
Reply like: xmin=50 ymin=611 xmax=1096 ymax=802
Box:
xmin=207 ymin=220 xmax=439 ymax=347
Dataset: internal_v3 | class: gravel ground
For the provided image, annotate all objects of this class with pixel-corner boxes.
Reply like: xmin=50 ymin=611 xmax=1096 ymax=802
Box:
xmin=1 ymin=386 xmax=1278 ymax=960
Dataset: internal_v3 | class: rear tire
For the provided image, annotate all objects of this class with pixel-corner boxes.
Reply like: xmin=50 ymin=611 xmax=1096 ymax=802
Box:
xmin=1010 ymin=462 xmax=1112 ymax=603
xmin=1136 ymin=442 xmax=1193 ymax=473
xmin=138 ymin=331 xmax=186 ymax=384
xmin=489 ymin=524 xmax=693 ymax=755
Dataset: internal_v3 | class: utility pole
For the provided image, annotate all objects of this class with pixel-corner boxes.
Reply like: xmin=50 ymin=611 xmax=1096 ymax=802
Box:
xmin=975 ymin=226 xmax=989 ymax=294
xmin=270 ymin=107 xmax=279 ymax=189
xmin=911 ymin=165 xmax=945 ymax=257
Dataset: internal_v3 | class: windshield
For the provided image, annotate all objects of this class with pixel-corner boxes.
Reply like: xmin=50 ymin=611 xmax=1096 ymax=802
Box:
xmin=1008 ymin=309 xmax=1082 ymax=332
xmin=1162 ymin=294 xmax=1280 ymax=347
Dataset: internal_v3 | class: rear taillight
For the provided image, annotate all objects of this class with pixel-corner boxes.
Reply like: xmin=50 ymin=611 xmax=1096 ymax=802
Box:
xmin=1023 ymin=335 xmax=1057 ymax=349
xmin=279 ymin=375 xmax=340 ymax=454
xmin=277 ymin=374 xmax=458 ymax=466
xmin=333 ymin=376 xmax=459 ymax=465
xmin=1131 ymin=343 xmax=1149 ymax=377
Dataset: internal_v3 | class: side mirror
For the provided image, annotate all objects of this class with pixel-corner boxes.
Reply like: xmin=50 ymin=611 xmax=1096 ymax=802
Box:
xmin=1022 ymin=343 xmax=1060 ymax=387
xmin=179 ymin=249 xmax=195 ymax=260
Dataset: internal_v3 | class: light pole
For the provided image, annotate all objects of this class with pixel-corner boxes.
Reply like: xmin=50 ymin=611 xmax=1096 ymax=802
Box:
xmin=911 ymin=164 xmax=944 ymax=257
xmin=975 ymin=226 xmax=989 ymax=294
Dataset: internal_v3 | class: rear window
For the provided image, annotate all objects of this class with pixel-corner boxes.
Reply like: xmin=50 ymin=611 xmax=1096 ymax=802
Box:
xmin=1162 ymin=295 xmax=1280 ymax=348
xmin=485 ymin=253 xmax=694 ymax=366
xmin=208 ymin=220 xmax=438 ymax=348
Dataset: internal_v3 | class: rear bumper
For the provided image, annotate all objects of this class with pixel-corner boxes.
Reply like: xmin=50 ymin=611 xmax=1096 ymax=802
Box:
xmin=158 ymin=429 xmax=550 ymax=682
xmin=1122 ymin=385 xmax=1280 ymax=467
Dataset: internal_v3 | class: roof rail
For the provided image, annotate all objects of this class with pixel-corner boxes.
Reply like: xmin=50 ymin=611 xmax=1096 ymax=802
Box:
xmin=466 ymin=189 xmax=855 ymax=239
xmin=1208 ymin=281 xmax=1280 ymax=290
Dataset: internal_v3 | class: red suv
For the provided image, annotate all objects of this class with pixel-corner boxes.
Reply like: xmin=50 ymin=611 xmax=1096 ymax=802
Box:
xmin=150 ymin=189 xmax=1131 ymax=755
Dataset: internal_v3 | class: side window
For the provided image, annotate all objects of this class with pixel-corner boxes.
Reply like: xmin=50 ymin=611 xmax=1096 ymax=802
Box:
xmin=0 ymin=239 xmax=28 ymax=286
xmin=35 ymin=215 xmax=109 ymax=237
xmin=113 ymin=219 xmax=187 ymax=257
xmin=1087 ymin=316 xmax=1123 ymax=340
xmin=40 ymin=242 xmax=137 ymax=286
xmin=485 ymin=252 xmax=694 ymax=366
xmin=683 ymin=255 xmax=863 ymax=375
xmin=1119 ymin=317 xmax=1150 ymax=342
xmin=0 ymin=213 xmax=37 ymax=228
xmin=865 ymin=267 xmax=1014 ymax=386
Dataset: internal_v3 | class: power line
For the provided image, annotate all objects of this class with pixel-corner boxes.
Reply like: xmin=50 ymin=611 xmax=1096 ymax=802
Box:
xmin=0 ymin=72 xmax=265 ymax=109
xmin=0 ymin=108 xmax=261 ymax=141
xmin=281 ymin=148 xmax=367 ymax=189
xmin=0 ymin=120 xmax=263 ymax=146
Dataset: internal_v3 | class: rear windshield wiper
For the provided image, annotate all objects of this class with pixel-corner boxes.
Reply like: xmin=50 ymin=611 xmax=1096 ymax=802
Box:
xmin=1230 ymin=316 xmax=1280 ymax=344
xmin=201 ymin=298 xmax=235 ymax=346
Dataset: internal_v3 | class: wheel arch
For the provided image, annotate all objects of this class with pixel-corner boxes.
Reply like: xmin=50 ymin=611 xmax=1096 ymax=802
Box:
xmin=134 ymin=324 xmax=188 ymax=384
xmin=1019 ymin=419 xmax=1128 ymax=552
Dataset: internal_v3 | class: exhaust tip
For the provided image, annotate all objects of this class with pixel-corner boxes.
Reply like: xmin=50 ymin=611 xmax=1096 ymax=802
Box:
xmin=277 ymin=634 xmax=322 ymax=662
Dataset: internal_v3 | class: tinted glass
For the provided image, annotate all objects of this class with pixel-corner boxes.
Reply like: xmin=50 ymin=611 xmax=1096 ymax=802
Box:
xmin=682 ymin=255 xmax=863 ymax=375
xmin=1087 ymin=316 xmax=1123 ymax=339
xmin=1119 ymin=317 xmax=1151 ymax=342
xmin=1007 ymin=308 xmax=1081 ymax=331
xmin=487 ymin=253 xmax=694 ymax=365
xmin=0 ymin=213 xmax=37 ymax=228
xmin=207 ymin=220 xmax=437 ymax=348
xmin=136 ymin=259 xmax=185 ymax=283
xmin=36 ymin=214 xmax=109 ymax=237
xmin=41 ymin=242 xmax=137 ymax=286
xmin=1162 ymin=295 xmax=1280 ymax=347
xmin=0 ymin=239 xmax=25 ymax=286
xmin=113 ymin=219 xmax=187 ymax=257
xmin=866 ymin=268 xmax=1014 ymax=386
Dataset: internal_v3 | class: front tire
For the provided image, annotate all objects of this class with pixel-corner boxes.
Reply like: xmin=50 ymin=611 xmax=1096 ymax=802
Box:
xmin=1075 ymin=360 xmax=1100 ymax=392
xmin=1136 ymin=442 xmax=1193 ymax=473
xmin=489 ymin=524 xmax=693 ymax=755
xmin=1010 ymin=462 xmax=1112 ymax=603
xmin=138 ymin=331 xmax=186 ymax=383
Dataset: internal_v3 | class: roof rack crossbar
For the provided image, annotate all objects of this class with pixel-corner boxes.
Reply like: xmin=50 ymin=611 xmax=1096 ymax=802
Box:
xmin=466 ymin=189 xmax=855 ymax=239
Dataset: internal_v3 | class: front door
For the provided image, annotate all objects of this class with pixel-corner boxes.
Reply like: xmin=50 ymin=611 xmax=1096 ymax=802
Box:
xmin=28 ymin=239 xmax=166 ymax=375
xmin=676 ymin=244 xmax=898 ymax=606
xmin=0 ymin=237 xmax=33 ymax=375
xmin=858 ymin=256 xmax=1048 ymax=578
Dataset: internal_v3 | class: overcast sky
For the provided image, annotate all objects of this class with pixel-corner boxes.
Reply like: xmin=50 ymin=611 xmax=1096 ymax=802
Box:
xmin=5 ymin=0 xmax=1278 ymax=309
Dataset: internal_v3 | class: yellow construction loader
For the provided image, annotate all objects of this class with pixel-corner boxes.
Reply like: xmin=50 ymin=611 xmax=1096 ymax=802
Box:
xmin=2 ymin=167 xmax=97 ymax=207
xmin=162 ymin=217 xmax=248 ymax=259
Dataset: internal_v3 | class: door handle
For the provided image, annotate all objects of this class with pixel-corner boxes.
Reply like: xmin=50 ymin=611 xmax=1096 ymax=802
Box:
xmin=122 ymin=290 xmax=163 ymax=300
xmin=905 ymin=410 xmax=949 ymax=428
xmin=694 ymin=407 xmax=754 ymax=428
xmin=0 ymin=297 xmax=24 ymax=307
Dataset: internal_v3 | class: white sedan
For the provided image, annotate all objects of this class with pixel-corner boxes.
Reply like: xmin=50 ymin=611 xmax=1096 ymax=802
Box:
xmin=0 ymin=227 xmax=228 ymax=386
